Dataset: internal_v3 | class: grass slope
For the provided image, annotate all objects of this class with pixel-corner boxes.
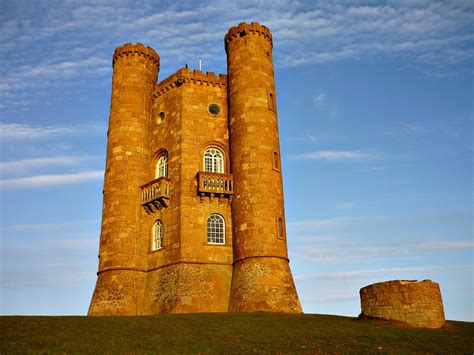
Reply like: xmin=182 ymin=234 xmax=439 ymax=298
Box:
xmin=1 ymin=313 xmax=473 ymax=354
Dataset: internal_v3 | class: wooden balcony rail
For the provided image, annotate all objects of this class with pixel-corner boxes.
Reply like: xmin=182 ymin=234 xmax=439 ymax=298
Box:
xmin=141 ymin=177 xmax=170 ymax=212
xmin=198 ymin=172 xmax=234 ymax=195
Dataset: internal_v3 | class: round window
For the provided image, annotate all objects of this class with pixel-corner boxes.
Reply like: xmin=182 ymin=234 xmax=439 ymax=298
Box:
xmin=208 ymin=104 xmax=221 ymax=116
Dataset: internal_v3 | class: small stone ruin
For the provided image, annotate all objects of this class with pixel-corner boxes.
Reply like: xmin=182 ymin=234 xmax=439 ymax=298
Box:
xmin=359 ymin=280 xmax=445 ymax=328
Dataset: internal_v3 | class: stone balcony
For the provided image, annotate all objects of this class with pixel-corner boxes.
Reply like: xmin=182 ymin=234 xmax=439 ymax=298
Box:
xmin=141 ymin=177 xmax=170 ymax=213
xmin=197 ymin=171 xmax=234 ymax=203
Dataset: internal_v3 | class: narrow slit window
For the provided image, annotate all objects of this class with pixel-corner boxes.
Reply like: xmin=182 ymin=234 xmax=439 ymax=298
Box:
xmin=277 ymin=217 xmax=285 ymax=240
xmin=273 ymin=151 xmax=280 ymax=171
xmin=268 ymin=92 xmax=276 ymax=111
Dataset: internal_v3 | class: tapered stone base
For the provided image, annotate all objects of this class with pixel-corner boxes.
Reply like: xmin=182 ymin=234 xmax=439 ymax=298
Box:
xmin=143 ymin=263 xmax=233 ymax=314
xmin=88 ymin=270 xmax=145 ymax=316
xmin=229 ymin=257 xmax=302 ymax=313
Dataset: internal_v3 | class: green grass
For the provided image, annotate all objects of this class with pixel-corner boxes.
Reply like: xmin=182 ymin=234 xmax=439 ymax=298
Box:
xmin=1 ymin=313 xmax=473 ymax=354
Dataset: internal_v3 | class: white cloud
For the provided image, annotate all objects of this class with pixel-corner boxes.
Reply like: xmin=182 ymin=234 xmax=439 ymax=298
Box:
xmin=295 ymin=263 xmax=470 ymax=283
xmin=3 ymin=219 xmax=100 ymax=232
xmin=0 ymin=155 xmax=100 ymax=176
xmin=1 ymin=0 xmax=472 ymax=113
xmin=292 ymin=240 xmax=473 ymax=262
xmin=291 ymin=150 xmax=380 ymax=161
xmin=295 ymin=266 xmax=433 ymax=282
xmin=0 ymin=122 xmax=104 ymax=140
xmin=0 ymin=170 xmax=104 ymax=189
xmin=314 ymin=93 xmax=326 ymax=106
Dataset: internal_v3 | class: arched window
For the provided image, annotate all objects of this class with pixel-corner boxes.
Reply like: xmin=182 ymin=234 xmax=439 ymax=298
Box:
xmin=152 ymin=220 xmax=163 ymax=250
xmin=203 ymin=148 xmax=224 ymax=173
xmin=207 ymin=214 xmax=225 ymax=244
xmin=156 ymin=153 xmax=168 ymax=178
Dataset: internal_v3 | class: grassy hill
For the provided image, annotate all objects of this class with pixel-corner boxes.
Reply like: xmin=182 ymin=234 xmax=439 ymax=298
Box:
xmin=1 ymin=313 xmax=473 ymax=353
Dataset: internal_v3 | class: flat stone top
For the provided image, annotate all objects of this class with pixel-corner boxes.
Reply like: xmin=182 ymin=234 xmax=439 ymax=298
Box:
xmin=361 ymin=279 xmax=439 ymax=290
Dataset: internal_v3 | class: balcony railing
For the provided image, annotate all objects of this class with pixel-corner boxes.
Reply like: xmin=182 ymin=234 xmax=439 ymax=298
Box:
xmin=198 ymin=172 xmax=234 ymax=196
xmin=141 ymin=177 xmax=170 ymax=212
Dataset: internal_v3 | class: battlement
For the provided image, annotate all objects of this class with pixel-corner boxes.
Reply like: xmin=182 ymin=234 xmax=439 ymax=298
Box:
xmin=113 ymin=42 xmax=160 ymax=68
xmin=153 ymin=68 xmax=227 ymax=99
xmin=224 ymin=22 xmax=273 ymax=51
xmin=90 ymin=22 xmax=301 ymax=316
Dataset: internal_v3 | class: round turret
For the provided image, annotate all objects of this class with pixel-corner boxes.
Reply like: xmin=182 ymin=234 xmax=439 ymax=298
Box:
xmin=226 ymin=22 xmax=302 ymax=313
xmin=89 ymin=43 xmax=160 ymax=316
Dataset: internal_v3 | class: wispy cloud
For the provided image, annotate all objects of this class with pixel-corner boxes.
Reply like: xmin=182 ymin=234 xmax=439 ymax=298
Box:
xmin=292 ymin=239 xmax=473 ymax=262
xmin=0 ymin=155 xmax=100 ymax=176
xmin=295 ymin=264 xmax=470 ymax=282
xmin=314 ymin=93 xmax=326 ymax=106
xmin=313 ymin=91 xmax=338 ymax=119
xmin=291 ymin=150 xmax=380 ymax=161
xmin=295 ymin=266 xmax=434 ymax=282
xmin=3 ymin=219 xmax=100 ymax=232
xmin=0 ymin=122 xmax=105 ymax=140
xmin=0 ymin=170 xmax=104 ymax=189
xmin=285 ymin=134 xmax=334 ymax=144
xmin=1 ymin=0 xmax=472 ymax=113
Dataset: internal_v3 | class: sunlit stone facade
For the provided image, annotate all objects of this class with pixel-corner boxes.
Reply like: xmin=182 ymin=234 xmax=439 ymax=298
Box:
xmin=88 ymin=22 xmax=302 ymax=315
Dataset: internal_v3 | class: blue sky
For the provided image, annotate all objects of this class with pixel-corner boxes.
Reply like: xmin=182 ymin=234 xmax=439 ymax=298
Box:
xmin=0 ymin=0 xmax=472 ymax=320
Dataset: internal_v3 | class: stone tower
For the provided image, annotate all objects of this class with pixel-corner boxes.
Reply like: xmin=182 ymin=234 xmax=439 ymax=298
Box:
xmin=226 ymin=23 xmax=302 ymax=312
xmin=89 ymin=22 xmax=301 ymax=315
xmin=89 ymin=44 xmax=159 ymax=315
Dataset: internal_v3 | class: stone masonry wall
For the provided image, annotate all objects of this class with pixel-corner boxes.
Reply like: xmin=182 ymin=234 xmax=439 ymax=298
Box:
xmin=226 ymin=22 xmax=302 ymax=313
xmin=360 ymin=280 xmax=445 ymax=328
xmin=90 ymin=23 xmax=302 ymax=315
xmin=141 ymin=68 xmax=233 ymax=313
xmin=89 ymin=43 xmax=159 ymax=316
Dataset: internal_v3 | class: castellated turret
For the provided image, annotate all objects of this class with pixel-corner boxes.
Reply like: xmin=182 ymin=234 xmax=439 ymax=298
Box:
xmin=89 ymin=23 xmax=302 ymax=315
xmin=226 ymin=23 xmax=302 ymax=312
xmin=89 ymin=43 xmax=159 ymax=315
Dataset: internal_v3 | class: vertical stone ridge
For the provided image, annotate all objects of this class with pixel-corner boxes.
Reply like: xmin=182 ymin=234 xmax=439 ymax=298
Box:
xmin=88 ymin=43 xmax=160 ymax=316
xmin=226 ymin=22 xmax=302 ymax=313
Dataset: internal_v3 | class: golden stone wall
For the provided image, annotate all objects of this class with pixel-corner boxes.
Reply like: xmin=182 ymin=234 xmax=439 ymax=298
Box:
xmin=89 ymin=22 xmax=301 ymax=315
xmin=89 ymin=43 xmax=159 ymax=316
xmin=142 ymin=68 xmax=233 ymax=313
xmin=360 ymin=280 xmax=446 ymax=328
xmin=226 ymin=22 xmax=302 ymax=312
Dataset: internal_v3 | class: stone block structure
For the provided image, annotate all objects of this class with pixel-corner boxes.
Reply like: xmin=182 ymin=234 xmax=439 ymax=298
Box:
xmin=359 ymin=280 xmax=445 ymax=328
xmin=88 ymin=22 xmax=302 ymax=315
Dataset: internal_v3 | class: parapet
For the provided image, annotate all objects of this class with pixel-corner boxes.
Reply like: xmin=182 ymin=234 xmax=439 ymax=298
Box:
xmin=359 ymin=280 xmax=446 ymax=328
xmin=113 ymin=42 xmax=160 ymax=69
xmin=224 ymin=22 xmax=273 ymax=51
xmin=153 ymin=68 xmax=227 ymax=99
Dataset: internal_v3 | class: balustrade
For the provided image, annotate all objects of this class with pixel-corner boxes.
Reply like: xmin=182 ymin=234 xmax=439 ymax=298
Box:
xmin=141 ymin=177 xmax=170 ymax=212
xmin=198 ymin=172 xmax=234 ymax=195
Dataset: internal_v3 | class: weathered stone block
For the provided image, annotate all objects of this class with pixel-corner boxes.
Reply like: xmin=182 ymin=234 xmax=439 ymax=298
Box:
xmin=359 ymin=280 xmax=445 ymax=328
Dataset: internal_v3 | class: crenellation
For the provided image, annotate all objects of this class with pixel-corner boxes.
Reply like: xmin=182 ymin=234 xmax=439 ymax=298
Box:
xmin=89 ymin=22 xmax=300 ymax=316
xmin=153 ymin=68 xmax=227 ymax=99
xmin=224 ymin=22 xmax=273 ymax=51
xmin=113 ymin=42 xmax=160 ymax=68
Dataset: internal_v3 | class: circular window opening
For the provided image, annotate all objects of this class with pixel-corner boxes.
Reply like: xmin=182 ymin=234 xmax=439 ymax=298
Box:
xmin=157 ymin=111 xmax=165 ymax=125
xmin=208 ymin=104 xmax=221 ymax=116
